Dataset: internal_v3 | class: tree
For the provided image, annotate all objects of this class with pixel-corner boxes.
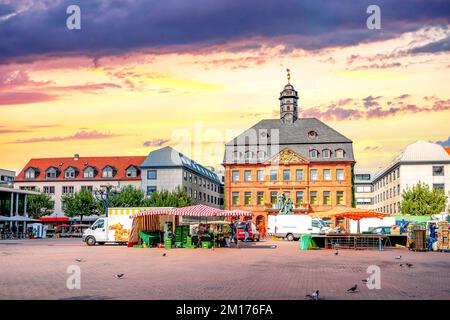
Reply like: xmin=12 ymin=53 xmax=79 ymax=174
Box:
xmin=111 ymin=186 xmax=145 ymax=207
xmin=62 ymin=188 xmax=100 ymax=223
xmin=399 ymin=182 xmax=448 ymax=216
xmin=27 ymin=193 xmax=54 ymax=219
xmin=142 ymin=186 xmax=192 ymax=208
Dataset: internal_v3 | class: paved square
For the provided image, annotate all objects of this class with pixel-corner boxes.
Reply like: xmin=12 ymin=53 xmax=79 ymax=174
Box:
xmin=1 ymin=238 xmax=449 ymax=300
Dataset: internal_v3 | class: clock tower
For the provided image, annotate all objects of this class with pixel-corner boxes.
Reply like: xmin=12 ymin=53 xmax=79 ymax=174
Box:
xmin=279 ymin=69 xmax=299 ymax=124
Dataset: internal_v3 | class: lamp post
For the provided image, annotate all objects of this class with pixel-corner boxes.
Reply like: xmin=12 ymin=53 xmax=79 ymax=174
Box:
xmin=94 ymin=185 xmax=118 ymax=217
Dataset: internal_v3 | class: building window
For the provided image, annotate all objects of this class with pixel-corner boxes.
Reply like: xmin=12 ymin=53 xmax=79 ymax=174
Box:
xmin=335 ymin=149 xmax=344 ymax=158
xmin=433 ymin=184 xmax=445 ymax=191
xmin=356 ymin=185 xmax=372 ymax=193
xmin=270 ymin=170 xmax=278 ymax=181
xmin=25 ymin=168 xmax=36 ymax=179
xmin=336 ymin=191 xmax=344 ymax=205
xmin=203 ymin=193 xmax=206 ymax=201
xmin=245 ymin=151 xmax=253 ymax=161
xmin=189 ymin=173 xmax=192 ymax=183
xmin=323 ymin=191 xmax=331 ymax=205
xmin=43 ymin=186 xmax=55 ymax=194
xmin=244 ymin=192 xmax=252 ymax=205
xmin=62 ymin=186 xmax=74 ymax=194
xmin=232 ymin=192 xmax=239 ymax=205
xmin=432 ymin=166 xmax=444 ymax=176
xmin=282 ymin=170 xmax=290 ymax=181
xmin=322 ymin=149 xmax=331 ymax=158
xmin=310 ymin=169 xmax=318 ymax=181
xmin=257 ymin=192 xmax=264 ymax=205
xmin=46 ymin=168 xmax=57 ymax=179
xmin=244 ymin=170 xmax=252 ymax=182
xmin=355 ymin=174 xmax=371 ymax=181
xmin=194 ymin=191 xmax=198 ymax=199
xmin=257 ymin=170 xmax=264 ymax=182
xmin=310 ymin=149 xmax=318 ymax=158
xmin=194 ymin=176 xmax=198 ymax=185
xmin=295 ymin=191 xmax=304 ymax=204
xmin=102 ymin=166 xmax=114 ymax=178
xmin=323 ymin=169 xmax=331 ymax=181
xmin=126 ymin=167 xmax=137 ymax=178
xmin=183 ymin=171 xmax=187 ymax=180
xmin=270 ymin=191 xmax=278 ymax=204
xmin=147 ymin=186 xmax=156 ymax=196
xmin=232 ymin=151 xmax=242 ymax=161
xmin=293 ymin=169 xmax=302 ymax=181
xmin=310 ymin=191 xmax=318 ymax=205
xmin=207 ymin=194 xmax=210 ymax=203
xmin=257 ymin=150 xmax=267 ymax=161
xmin=336 ymin=169 xmax=345 ymax=181
xmin=84 ymin=167 xmax=95 ymax=178
xmin=232 ymin=170 xmax=240 ymax=182
xmin=81 ymin=185 xmax=93 ymax=192
xmin=147 ymin=170 xmax=157 ymax=180
xmin=65 ymin=168 xmax=76 ymax=179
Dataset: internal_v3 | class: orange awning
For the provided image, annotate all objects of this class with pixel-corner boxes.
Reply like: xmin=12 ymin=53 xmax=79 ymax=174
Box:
xmin=310 ymin=207 xmax=389 ymax=221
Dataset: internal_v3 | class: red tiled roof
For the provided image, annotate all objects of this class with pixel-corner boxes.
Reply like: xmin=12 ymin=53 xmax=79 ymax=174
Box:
xmin=445 ymin=147 xmax=450 ymax=156
xmin=15 ymin=156 xmax=146 ymax=182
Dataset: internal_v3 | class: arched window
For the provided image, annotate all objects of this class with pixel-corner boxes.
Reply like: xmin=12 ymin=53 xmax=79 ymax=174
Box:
xmin=335 ymin=149 xmax=345 ymax=158
xmin=245 ymin=151 xmax=254 ymax=161
xmin=64 ymin=167 xmax=77 ymax=179
xmin=102 ymin=166 xmax=115 ymax=178
xmin=310 ymin=149 xmax=319 ymax=158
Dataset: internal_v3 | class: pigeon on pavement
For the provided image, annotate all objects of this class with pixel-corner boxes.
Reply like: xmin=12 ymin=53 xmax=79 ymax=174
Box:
xmin=347 ymin=284 xmax=358 ymax=292
xmin=395 ymin=255 xmax=402 ymax=260
xmin=75 ymin=259 xmax=83 ymax=262
xmin=406 ymin=263 xmax=413 ymax=268
xmin=362 ymin=279 xmax=368 ymax=283
xmin=162 ymin=253 xmax=166 ymax=257
xmin=334 ymin=251 xmax=339 ymax=256
xmin=114 ymin=273 xmax=125 ymax=279
xmin=306 ymin=290 xmax=320 ymax=300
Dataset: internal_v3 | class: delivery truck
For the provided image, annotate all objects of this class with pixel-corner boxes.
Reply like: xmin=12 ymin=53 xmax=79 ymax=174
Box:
xmin=267 ymin=214 xmax=331 ymax=241
xmin=82 ymin=207 xmax=142 ymax=246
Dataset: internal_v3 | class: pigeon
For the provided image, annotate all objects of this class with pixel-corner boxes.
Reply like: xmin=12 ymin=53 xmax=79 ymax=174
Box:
xmin=395 ymin=255 xmax=402 ymax=260
xmin=347 ymin=284 xmax=358 ymax=292
xmin=114 ymin=273 xmax=125 ymax=279
xmin=362 ymin=279 xmax=368 ymax=283
xmin=399 ymin=263 xmax=404 ymax=267
xmin=75 ymin=258 xmax=83 ymax=262
xmin=334 ymin=250 xmax=339 ymax=256
xmin=162 ymin=253 xmax=166 ymax=257
xmin=406 ymin=263 xmax=413 ymax=268
xmin=306 ymin=290 xmax=320 ymax=300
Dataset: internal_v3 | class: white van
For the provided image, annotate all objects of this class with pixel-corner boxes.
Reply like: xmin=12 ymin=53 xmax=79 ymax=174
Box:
xmin=267 ymin=214 xmax=330 ymax=241
xmin=82 ymin=208 xmax=141 ymax=246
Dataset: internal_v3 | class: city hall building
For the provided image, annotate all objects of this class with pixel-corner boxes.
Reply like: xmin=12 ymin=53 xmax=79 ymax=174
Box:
xmin=223 ymin=76 xmax=355 ymax=229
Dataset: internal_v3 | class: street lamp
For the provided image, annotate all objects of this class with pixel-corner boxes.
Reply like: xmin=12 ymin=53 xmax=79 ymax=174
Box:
xmin=94 ymin=185 xmax=118 ymax=217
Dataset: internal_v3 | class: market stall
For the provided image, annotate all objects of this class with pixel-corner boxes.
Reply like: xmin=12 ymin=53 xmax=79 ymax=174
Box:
xmin=128 ymin=204 xmax=253 ymax=248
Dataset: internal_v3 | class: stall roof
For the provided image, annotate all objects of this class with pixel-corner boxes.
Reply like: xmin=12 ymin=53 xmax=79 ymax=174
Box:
xmin=310 ymin=207 xmax=389 ymax=221
xmin=132 ymin=205 xmax=253 ymax=218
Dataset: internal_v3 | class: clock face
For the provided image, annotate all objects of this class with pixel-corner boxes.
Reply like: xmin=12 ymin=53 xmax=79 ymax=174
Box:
xmin=284 ymin=113 xmax=293 ymax=122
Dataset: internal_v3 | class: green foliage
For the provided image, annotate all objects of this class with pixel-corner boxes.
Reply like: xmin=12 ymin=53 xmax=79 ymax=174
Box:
xmin=27 ymin=193 xmax=54 ymax=219
xmin=142 ymin=186 xmax=192 ymax=208
xmin=399 ymin=182 xmax=447 ymax=216
xmin=110 ymin=186 xmax=145 ymax=207
xmin=62 ymin=188 xmax=100 ymax=222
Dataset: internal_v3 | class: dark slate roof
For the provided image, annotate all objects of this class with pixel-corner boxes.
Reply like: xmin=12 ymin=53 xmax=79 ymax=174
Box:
xmin=141 ymin=146 xmax=221 ymax=184
xmin=223 ymin=118 xmax=355 ymax=164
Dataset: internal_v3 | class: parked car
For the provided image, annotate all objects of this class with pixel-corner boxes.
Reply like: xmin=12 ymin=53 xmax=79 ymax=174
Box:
xmin=236 ymin=221 xmax=260 ymax=241
xmin=368 ymin=226 xmax=391 ymax=235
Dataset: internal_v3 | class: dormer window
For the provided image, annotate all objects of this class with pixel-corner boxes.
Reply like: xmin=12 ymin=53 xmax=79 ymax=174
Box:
xmin=232 ymin=151 xmax=242 ymax=161
xmin=245 ymin=151 xmax=253 ymax=161
xmin=25 ymin=168 xmax=36 ymax=179
xmin=322 ymin=149 xmax=331 ymax=158
xmin=83 ymin=166 xmax=96 ymax=178
xmin=335 ymin=149 xmax=345 ymax=158
xmin=310 ymin=149 xmax=319 ymax=158
xmin=126 ymin=166 xmax=138 ymax=178
xmin=308 ymin=131 xmax=318 ymax=139
xmin=64 ymin=167 xmax=77 ymax=179
xmin=102 ymin=166 xmax=115 ymax=178
xmin=46 ymin=167 xmax=59 ymax=179
xmin=257 ymin=150 xmax=267 ymax=161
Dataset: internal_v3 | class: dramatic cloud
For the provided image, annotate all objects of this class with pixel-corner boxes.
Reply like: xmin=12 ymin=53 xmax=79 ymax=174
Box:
xmin=0 ymin=92 xmax=58 ymax=105
xmin=143 ymin=138 xmax=170 ymax=147
xmin=363 ymin=95 xmax=382 ymax=108
xmin=436 ymin=136 xmax=450 ymax=147
xmin=1 ymin=0 xmax=449 ymax=63
xmin=14 ymin=130 xmax=118 ymax=143
xmin=410 ymin=35 xmax=450 ymax=53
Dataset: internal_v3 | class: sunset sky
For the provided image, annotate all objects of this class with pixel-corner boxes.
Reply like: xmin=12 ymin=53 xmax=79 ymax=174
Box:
xmin=0 ymin=0 xmax=449 ymax=173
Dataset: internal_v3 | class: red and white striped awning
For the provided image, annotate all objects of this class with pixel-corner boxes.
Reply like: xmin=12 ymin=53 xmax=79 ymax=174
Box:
xmin=217 ymin=209 xmax=253 ymax=217
xmin=132 ymin=204 xmax=222 ymax=218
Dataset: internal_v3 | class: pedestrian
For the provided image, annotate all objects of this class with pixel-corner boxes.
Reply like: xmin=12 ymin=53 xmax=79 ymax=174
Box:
xmin=244 ymin=222 xmax=249 ymax=242
xmin=230 ymin=220 xmax=238 ymax=247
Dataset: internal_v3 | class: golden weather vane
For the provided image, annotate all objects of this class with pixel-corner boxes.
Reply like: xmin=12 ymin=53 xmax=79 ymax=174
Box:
xmin=286 ymin=68 xmax=291 ymax=83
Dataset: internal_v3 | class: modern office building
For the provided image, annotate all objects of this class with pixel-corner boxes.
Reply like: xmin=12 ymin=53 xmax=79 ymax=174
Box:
xmin=354 ymin=168 xmax=379 ymax=210
xmin=0 ymin=168 xmax=15 ymax=186
xmin=223 ymin=76 xmax=355 ymax=226
xmin=14 ymin=154 xmax=146 ymax=217
xmin=372 ymin=141 xmax=450 ymax=214
xmin=140 ymin=146 xmax=224 ymax=208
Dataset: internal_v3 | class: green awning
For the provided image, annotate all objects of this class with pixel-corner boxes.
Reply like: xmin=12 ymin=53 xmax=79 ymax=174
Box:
xmin=392 ymin=215 xmax=431 ymax=222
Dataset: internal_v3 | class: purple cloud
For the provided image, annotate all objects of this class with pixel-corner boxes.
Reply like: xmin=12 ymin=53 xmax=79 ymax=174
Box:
xmin=143 ymin=138 xmax=170 ymax=147
xmin=14 ymin=130 xmax=118 ymax=143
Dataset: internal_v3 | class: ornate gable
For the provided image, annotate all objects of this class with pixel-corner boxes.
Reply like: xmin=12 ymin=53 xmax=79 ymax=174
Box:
xmin=266 ymin=148 xmax=308 ymax=164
